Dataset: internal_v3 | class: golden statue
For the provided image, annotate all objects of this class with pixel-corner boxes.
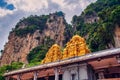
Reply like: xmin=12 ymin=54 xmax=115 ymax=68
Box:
xmin=41 ymin=44 xmax=62 ymax=64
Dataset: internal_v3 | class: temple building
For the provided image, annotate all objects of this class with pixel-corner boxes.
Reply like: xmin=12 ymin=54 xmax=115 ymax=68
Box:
xmin=4 ymin=35 xmax=120 ymax=80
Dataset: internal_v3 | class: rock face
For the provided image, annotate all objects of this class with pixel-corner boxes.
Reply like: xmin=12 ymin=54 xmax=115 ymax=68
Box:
xmin=84 ymin=14 xmax=99 ymax=24
xmin=45 ymin=14 xmax=66 ymax=47
xmin=114 ymin=25 xmax=120 ymax=47
xmin=0 ymin=12 xmax=70 ymax=66
xmin=0 ymin=32 xmax=39 ymax=65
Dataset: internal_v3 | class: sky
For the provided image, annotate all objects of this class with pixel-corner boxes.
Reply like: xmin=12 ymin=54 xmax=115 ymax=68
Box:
xmin=0 ymin=0 xmax=97 ymax=56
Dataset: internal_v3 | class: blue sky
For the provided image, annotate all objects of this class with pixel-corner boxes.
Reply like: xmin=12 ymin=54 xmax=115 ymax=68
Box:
xmin=0 ymin=0 xmax=15 ymax=10
xmin=0 ymin=0 xmax=96 ymax=56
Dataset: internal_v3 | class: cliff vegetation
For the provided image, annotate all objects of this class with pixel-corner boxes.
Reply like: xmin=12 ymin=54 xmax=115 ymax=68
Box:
xmin=72 ymin=0 xmax=120 ymax=52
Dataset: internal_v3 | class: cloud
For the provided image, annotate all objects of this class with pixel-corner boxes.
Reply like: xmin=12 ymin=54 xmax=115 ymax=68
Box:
xmin=0 ymin=0 xmax=97 ymax=53
xmin=0 ymin=8 xmax=14 ymax=17
xmin=0 ymin=0 xmax=15 ymax=17
xmin=0 ymin=10 xmax=26 ymax=51
xmin=6 ymin=0 xmax=48 ymax=12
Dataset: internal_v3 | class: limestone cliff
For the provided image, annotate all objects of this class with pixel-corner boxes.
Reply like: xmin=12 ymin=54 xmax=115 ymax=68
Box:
xmin=0 ymin=12 xmax=72 ymax=66
xmin=114 ymin=25 xmax=120 ymax=48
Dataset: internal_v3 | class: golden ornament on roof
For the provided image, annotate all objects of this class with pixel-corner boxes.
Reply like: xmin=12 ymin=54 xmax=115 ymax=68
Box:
xmin=62 ymin=35 xmax=90 ymax=59
xmin=41 ymin=35 xmax=91 ymax=64
xmin=41 ymin=44 xmax=62 ymax=64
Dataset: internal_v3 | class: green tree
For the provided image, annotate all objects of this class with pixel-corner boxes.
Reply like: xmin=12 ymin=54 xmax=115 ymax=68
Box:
xmin=111 ymin=6 xmax=120 ymax=25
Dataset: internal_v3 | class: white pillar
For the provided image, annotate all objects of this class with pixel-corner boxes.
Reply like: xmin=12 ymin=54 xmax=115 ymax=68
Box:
xmin=63 ymin=70 xmax=71 ymax=80
xmin=98 ymin=71 xmax=104 ymax=79
xmin=116 ymin=55 xmax=120 ymax=64
xmin=5 ymin=76 xmax=9 ymax=80
xmin=79 ymin=63 xmax=88 ymax=80
xmin=17 ymin=75 xmax=21 ymax=80
xmin=33 ymin=71 xmax=37 ymax=80
xmin=54 ymin=68 xmax=59 ymax=80
xmin=45 ymin=76 xmax=49 ymax=80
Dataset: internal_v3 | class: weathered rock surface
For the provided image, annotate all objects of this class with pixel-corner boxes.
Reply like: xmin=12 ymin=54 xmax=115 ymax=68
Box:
xmin=114 ymin=25 xmax=120 ymax=48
